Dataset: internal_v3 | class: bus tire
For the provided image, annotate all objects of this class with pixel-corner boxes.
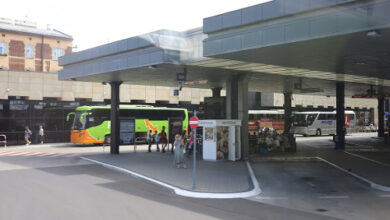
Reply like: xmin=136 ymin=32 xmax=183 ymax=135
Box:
xmin=104 ymin=135 xmax=111 ymax=145
xmin=316 ymin=129 xmax=321 ymax=136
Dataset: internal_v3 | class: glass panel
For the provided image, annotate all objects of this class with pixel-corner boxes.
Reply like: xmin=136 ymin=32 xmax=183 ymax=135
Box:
xmin=72 ymin=111 xmax=87 ymax=130
xmin=293 ymin=114 xmax=307 ymax=126
xmin=307 ymin=114 xmax=317 ymax=125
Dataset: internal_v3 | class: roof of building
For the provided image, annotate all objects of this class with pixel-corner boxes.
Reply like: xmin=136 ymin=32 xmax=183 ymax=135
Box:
xmin=0 ymin=22 xmax=73 ymax=40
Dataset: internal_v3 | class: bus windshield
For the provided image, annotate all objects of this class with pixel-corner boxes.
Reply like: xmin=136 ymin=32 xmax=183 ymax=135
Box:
xmin=72 ymin=111 xmax=88 ymax=130
xmin=293 ymin=114 xmax=317 ymax=126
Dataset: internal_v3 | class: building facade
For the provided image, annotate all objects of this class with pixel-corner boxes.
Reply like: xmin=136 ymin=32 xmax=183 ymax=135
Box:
xmin=0 ymin=19 xmax=213 ymax=145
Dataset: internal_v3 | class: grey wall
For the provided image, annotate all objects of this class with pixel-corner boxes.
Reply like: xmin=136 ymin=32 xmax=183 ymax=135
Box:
xmin=203 ymin=0 xmax=390 ymax=57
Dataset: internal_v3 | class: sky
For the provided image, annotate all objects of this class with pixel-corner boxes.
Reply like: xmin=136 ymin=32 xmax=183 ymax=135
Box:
xmin=3 ymin=0 xmax=270 ymax=51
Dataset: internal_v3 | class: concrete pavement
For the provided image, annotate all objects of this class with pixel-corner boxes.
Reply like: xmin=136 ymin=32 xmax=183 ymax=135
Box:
xmin=0 ymin=153 xmax=339 ymax=220
xmin=248 ymin=161 xmax=390 ymax=220
xmin=83 ymin=151 xmax=260 ymax=198
xmin=252 ymin=133 xmax=390 ymax=191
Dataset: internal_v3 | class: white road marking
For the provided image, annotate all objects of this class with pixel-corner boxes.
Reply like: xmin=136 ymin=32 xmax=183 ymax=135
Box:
xmin=255 ymin=196 xmax=288 ymax=200
xmin=315 ymin=157 xmax=390 ymax=192
xmin=0 ymin=151 xmax=82 ymax=158
xmin=378 ymin=194 xmax=390 ymax=198
xmin=0 ymin=151 xmax=23 ymax=156
xmin=23 ymin=152 xmax=46 ymax=156
xmin=344 ymin=151 xmax=390 ymax=168
xmin=7 ymin=152 xmax=32 ymax=156
xmin=319 ymin=195 xmax=349 ymax=199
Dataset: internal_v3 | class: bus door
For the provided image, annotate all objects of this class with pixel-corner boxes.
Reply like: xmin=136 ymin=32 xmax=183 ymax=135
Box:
xmin=168 ymin=118 xmax=183 ymax=145
xmin=120 ymin=117 xmax=135 ymax=145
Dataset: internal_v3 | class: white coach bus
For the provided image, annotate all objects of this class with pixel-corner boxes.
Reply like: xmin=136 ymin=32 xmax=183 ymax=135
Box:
xmin=293 ymin=111 xmax=357 ymax=136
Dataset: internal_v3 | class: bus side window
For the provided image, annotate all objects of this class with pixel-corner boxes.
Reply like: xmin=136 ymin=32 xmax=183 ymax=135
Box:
xmin=318 ymin=114 xmax=326 ymax=120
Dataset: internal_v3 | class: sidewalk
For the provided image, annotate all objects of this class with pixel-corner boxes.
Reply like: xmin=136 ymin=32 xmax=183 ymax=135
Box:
xmin=83 ymin=150 xmax=256 ymax=195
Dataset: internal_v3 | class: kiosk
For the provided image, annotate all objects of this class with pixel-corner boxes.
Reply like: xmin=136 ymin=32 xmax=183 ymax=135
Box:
xmin=199 ymin=120 xmax=241 ymax=161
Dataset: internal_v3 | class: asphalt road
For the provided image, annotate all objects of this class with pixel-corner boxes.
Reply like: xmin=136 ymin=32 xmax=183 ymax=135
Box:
xmin=0 ymin=155 xmax=339 ymax=220
xmin=249 ymin=161 xmax=390 ymax=220
xmin=1 ymin=133 xmax=388 ymax=220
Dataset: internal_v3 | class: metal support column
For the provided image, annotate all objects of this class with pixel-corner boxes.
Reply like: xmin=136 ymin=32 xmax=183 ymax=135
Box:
xmin=226 ymin=75 xmax=238 ymax=119
xmin=284 ymin=92 xmax=292 ymax=134
xmin=238 ymin=73 xmax=250 ymax=158
xmin=378 ymin=96 xmax=385 ymax=137
xmin=336 ymin=81 xmax=345 ymax=150
xmin=110 ymin=81 xmax=122 ymax=154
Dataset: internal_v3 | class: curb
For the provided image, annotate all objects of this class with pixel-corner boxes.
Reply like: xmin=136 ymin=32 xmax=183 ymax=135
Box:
xmin=81 ymin=157 xmax=262 ymax=199
xmin=251 ymin=156 xmax=390 ymax=192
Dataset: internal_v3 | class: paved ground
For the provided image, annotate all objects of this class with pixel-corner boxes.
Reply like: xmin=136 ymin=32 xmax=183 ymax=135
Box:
xmin=84 ymin=151 xmax=252 ymax=193
xmin=248 ymin=161 xmax=390 ymax=220
xmin=1 ymin=133 xmax=390 ymax=219
xmin=251 ymin=133 xmax=390 ymax=187
xmin=345 ymin=151 xmax=390 ymax=166
xmin=1 ymin=143 xmax=253 ymax=193
xmin=0 ymin=155 xmax=338 ymax=220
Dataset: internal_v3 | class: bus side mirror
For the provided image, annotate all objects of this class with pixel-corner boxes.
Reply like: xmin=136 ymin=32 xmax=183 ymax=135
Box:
xmin=79 ymin=113 xmax=88 ymax=123
xmin=66 ymin=112 xmax=75 ymax=122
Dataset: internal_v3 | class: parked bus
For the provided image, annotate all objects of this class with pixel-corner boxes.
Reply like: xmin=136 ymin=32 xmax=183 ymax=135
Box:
xmin=293 ymin=111 xmax=357 ymax=136
xmin=67 ymin=105 xmax=188 ymax=145
xmin=249 ymin=110 xmax=285 ymax=135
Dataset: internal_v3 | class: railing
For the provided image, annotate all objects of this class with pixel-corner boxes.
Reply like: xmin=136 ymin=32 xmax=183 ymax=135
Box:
xmin=0 ymin=134 xmax=6 ymax=150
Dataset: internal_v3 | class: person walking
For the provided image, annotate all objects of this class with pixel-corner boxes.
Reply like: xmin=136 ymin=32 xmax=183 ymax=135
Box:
xmin=160 ymin=126 xmax=168 ymax=153
xmin=174 ymin=134 xmax=186 ymax=168
xmin=38 ymin=125 xmax=44 ymax=144
xmin=24 ymin=125 xmax=32 ymax=145
xmin=154 ymin=130 xmax=160 ymax=152
xmin=147 ymin=129 xmax=153 ymax=152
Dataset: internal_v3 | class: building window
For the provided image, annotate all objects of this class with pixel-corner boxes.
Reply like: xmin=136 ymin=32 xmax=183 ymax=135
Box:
xmin=52 ymin=48 xmax=63 ymax=60
xmin=0 ymin=42 xmax=7 ymax=55
xmin=26 ymin=45 xmax=34 ymax=58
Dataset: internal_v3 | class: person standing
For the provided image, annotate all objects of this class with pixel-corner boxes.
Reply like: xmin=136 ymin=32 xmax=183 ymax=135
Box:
xmin=174 ymin=134 xmax=186 ymax=168
xmin=147 ymin=129 xmax=153 ymax=152
xmin=24 ymin=125 xmax=32 ymax=145
xmin=38 ymin=125 xmax=44 ymax=144
xmin=160 ymin=126 xmax=168 ymax=153
xmin=154 ymin=130 xmax=160 ymax=152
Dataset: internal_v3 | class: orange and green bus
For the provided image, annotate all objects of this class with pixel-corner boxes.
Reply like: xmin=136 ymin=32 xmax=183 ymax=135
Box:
xmin=67 ymin=105 xmax=188 ymax=145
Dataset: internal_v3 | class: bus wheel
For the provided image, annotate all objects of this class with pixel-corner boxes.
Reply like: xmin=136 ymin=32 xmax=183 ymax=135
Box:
xmin=104 ymin=135 xmax=111 ymax=145
xmin=316 ymin=129 xmax=322 ymax=136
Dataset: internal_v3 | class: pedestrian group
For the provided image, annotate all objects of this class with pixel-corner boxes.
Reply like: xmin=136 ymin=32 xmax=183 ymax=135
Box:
xmin=24 ymin=125 xmax=45 ymax=145
xmin=147 ymin=126 xmax=195 ymax=169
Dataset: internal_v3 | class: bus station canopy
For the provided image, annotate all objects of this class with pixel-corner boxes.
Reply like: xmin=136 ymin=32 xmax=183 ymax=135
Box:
xmin=59 ymin=0 xmax=390 ymax=97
